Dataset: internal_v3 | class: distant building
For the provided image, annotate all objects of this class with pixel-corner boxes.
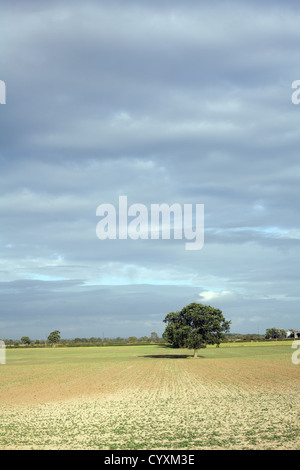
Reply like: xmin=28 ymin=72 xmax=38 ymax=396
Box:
xmin=286 ymin=330 xmax=300 ymax=338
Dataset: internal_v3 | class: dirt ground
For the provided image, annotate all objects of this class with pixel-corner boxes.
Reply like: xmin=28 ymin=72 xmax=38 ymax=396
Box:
xmin=0 ymin=345 xmax=299 ymax=449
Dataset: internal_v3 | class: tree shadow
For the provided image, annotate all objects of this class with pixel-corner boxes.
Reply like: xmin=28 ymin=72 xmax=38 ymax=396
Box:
xmin=138 ymin=354 xmax=204 ymax=359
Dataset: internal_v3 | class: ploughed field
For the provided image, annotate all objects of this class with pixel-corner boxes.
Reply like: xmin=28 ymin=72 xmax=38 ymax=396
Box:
xmin=0 ymin=343 xmax=299 ymax=450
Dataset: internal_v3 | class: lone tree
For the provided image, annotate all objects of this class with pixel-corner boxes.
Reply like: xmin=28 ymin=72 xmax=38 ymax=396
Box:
xmin=21 ymin=336 xmax=31 ymax=345
xmin=162 ymin=303 xmax=231 ymax=357
xmin=47 ymin=330 xmax=61 ymax=346
xmin=150 ymin=332 xmax=160 ymax=343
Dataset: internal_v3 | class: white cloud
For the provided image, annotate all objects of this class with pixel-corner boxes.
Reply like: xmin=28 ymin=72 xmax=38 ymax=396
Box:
xmin=199 ymin=290 xmax=235 ymax=303
xmin=249 ymin=316 xmax=265 ymax=323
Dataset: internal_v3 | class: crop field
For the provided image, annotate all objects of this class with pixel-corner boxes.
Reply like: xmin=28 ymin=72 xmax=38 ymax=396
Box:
xmin=0 ymin=342 xmax=299 ymax=450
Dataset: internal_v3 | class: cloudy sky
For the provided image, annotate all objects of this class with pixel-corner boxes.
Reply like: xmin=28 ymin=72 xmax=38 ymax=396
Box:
xmin=1 ymin=0 xmax=300 ymax=340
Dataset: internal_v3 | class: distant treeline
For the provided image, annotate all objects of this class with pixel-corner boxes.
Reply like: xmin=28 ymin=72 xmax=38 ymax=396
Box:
xmin=1 ymin=331 xmax=294 ymax=348
xmin=227 ymin=331 xmax=295 ymax=341
xmin=1 ymin=333 xmax=165 ymax=348
xmin=226 ymin=333 xmax=267 ymax=342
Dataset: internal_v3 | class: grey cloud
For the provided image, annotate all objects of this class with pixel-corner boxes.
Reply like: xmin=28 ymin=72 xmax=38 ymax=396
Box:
xmin=1 ymin=0 xmax=300 ymax=339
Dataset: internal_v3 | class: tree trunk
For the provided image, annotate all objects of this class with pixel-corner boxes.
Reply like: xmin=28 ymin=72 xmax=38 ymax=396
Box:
xmin=194 ymin=349 xmax=198 ymax=358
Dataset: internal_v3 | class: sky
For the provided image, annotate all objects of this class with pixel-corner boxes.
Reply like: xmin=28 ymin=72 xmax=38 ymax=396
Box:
xmin=0 ymin=0 xmax=300 ymax=340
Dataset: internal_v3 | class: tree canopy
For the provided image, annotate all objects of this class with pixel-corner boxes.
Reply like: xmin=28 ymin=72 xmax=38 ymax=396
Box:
xmin=265 ymin=327 xmax=286 ymax=340
xmin=162 ymin=303 xmax=231 ymax=357
xmin=21 ymin=336 xmax=31 ymax=345
xmin=47 ymin=330 xmax=61 ymax=345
